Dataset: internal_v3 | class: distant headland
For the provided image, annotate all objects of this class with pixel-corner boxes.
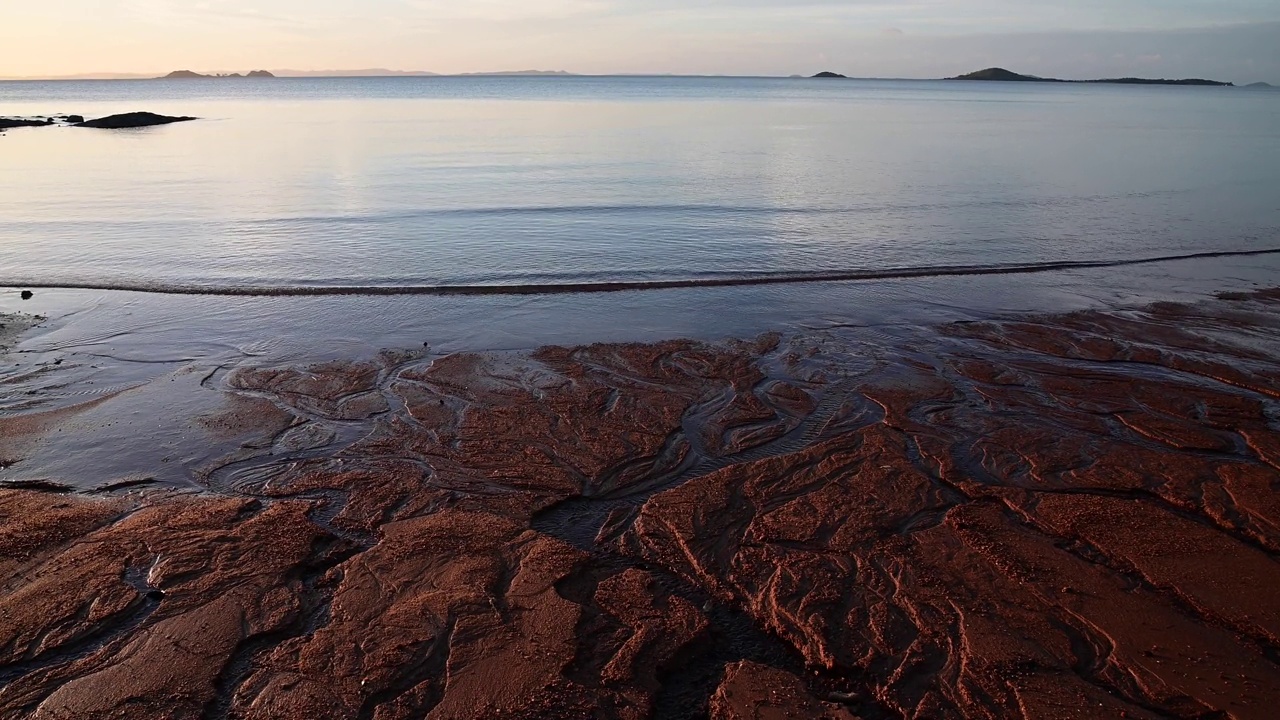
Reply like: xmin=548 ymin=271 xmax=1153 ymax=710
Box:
xmin=947 ymin=67 xmax=1233 ymax=86
xmin=160 ymin=70 xmax=275 ymax=79
xmin=154 ymin=69 xmax=575 ymax=79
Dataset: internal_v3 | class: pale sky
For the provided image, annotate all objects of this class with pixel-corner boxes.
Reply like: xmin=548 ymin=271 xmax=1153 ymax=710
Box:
xmin=3 ymin=1 xmax=1278 ymax=82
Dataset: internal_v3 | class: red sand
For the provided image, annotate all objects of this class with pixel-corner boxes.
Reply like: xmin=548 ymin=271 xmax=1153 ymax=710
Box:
xmin=2 ymin=290 xmax=1280 ymax=718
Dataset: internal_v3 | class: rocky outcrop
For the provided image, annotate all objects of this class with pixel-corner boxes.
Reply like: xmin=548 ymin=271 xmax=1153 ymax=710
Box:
xmin=0 ymin=115 xmax=81 ymax=131
xmin=2 ymin=289 xmax=1280 ymax=717
xmin=0 ymin=118 xmax=54 ymax=130
xmin=4 ymin=113 xmax=192 ymax=131
xmin=74 ymin=112 xmax=197 ymax=129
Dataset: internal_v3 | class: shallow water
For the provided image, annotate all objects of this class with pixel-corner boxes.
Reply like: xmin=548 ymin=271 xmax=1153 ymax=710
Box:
xmin=3 ymin=248 xmax=1279 ymax=490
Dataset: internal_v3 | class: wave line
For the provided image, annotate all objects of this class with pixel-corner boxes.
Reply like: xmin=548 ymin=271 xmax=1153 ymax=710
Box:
xmin=6 ymin=247 xmax=1280 ymax=298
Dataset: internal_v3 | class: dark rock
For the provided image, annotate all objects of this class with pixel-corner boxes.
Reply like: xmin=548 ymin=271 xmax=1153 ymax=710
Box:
xmin=64 ymin=115 xmax=85 ymax=124
xmin=75 ymin=112 xmax=197 ymax=129
xmin=811 ymin=71 xmax=847 ymax=79
xmin=20 ymin=291 xmax=33 ymax=300
xmin=246 ymin=70 xmax=276 ymax=78
xmin=0 ymin=118 xmax=55 ymax=130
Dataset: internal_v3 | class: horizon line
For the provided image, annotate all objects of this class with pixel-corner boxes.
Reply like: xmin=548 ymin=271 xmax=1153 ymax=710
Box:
xmin=4 ymin=69 xmax=861 ymax=81
xmin=0 ymin=67 xmax=1271 ymax=85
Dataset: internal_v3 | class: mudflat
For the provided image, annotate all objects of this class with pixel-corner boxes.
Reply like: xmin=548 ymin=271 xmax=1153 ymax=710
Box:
xmin=2 ymin=289 xmax=1280 ymax=719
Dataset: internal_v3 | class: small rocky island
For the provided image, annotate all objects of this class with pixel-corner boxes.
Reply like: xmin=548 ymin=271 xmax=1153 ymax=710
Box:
xmin=811 ymin=71 xmax=848 ymax=79
xmin=160 ymin=70 xmax=275 ymax=79
xmin=0 ymin=112 xmax=196 ymax=131
xmin=949 ymin=67 xmax=1233 ymax=86
xmin=76 ymin=112 xmax=197 ymax=128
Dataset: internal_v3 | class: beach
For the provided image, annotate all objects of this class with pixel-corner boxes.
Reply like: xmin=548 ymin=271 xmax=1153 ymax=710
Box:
xmin=2 ymin=286 xmax=1279 ymax=718
xmin=2 ymin=73 xmax=1279 ymax=718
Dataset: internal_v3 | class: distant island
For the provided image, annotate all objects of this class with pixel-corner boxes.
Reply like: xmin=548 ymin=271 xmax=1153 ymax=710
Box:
xmin=948 ymin=67 xmax=1232 ymax=86
xmin=457 ymin=70 xmax=574 ymax=77
xmin=1245 ymin=82 xmax=1275 ymax=89
xmin=151 ymin=69 xmax=579 ymax=79
xmin=812 ymin=72 xmax=847 ymax=79
xmin=160 ymin=70 xmax=275 ymax=79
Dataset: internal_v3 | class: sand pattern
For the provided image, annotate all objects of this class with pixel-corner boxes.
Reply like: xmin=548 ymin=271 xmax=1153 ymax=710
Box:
xmin=2 ymin=290 xmax=1280 ymax=718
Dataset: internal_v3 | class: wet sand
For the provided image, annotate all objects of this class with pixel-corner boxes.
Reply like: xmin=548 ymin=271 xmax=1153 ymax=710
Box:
xmin=0 ymin=312 xmax=41 ymax=351
xmin=2 ymin=289 xmax=1280 ymax=718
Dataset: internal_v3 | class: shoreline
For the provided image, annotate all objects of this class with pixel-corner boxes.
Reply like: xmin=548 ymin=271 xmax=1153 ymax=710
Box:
xmin=6 ymin=246 xmax=1280 ymax=298
xmin=2 ymin=288 xmax=1279 ymax=717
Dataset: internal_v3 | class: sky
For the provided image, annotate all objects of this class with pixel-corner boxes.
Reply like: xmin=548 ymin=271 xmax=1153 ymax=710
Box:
xmin=2 ymin=0 xmax=1278 ymax=82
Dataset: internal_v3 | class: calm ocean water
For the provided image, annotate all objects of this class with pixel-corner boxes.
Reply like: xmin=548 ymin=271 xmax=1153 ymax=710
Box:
xmin=3 ymin=76 xmax=1278 ymax=293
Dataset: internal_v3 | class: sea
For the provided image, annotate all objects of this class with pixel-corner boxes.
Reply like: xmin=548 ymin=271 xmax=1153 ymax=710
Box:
xmin=1 ymin=75 xmax=1279 ymax=487
xmin=3 ymin=76 xmax=1279 ymax=293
